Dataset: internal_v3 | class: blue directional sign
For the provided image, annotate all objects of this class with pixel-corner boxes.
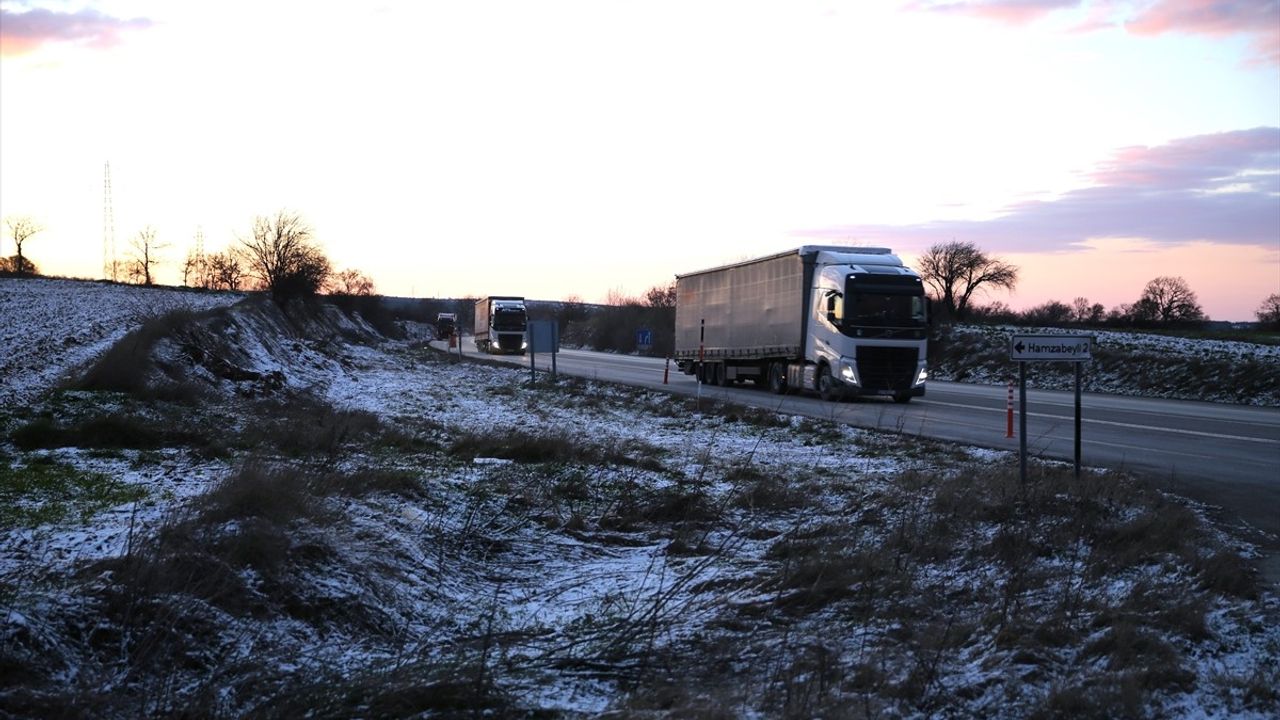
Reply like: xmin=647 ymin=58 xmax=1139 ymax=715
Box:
xmin=636 ymin=328 xmax=653 ymax=348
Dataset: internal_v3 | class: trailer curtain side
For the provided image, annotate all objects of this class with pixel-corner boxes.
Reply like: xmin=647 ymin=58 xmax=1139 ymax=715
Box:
xmin=675 ymin=252 xmax=806 ymax=360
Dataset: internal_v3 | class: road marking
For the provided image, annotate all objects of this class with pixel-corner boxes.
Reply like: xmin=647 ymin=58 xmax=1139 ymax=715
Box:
xmin=923 ymin=399 xmax=1278 ymax=445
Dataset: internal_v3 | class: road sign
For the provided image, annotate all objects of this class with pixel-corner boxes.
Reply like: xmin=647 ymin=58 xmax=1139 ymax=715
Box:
xmin=528 ymin=321 xmax=559 ymax=354
xmin=1010 ymin=334 xmax=1093 ymax=362
xmin=636 ymin=328 xmax=653 ymax=350
xmin=1010 ymin=333 xmax=1093 ymax=484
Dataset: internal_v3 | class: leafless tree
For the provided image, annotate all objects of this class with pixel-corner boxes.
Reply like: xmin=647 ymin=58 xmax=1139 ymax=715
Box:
xmin=1072 ymin=296 xmax=1105 ymax=324
xmin=239 ymin=210 xmax=331 ymax=300
xmin=126 ymin=226 xmax=169 ymax=286
xmin=645 ymin=281 xmax=677 ymax=308
xmin=917 ymin=240 xmax=1018 ymax=320
xmin=1136 ymin=276 xmax=1205 ymax=323
xmin=4 ymin=216 xmax=43 ymax=277
xmin=1254 ymin=293 xmax=1280 ymax=329
xmin=207 ymin=251 xmax=246 ymax=291
xmin=327 ymin=268 xmax=376 ymax=296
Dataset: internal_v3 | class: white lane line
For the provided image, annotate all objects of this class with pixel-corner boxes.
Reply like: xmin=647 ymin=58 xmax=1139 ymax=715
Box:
xmin=923 ymin=400 xmax=1278 ymax=445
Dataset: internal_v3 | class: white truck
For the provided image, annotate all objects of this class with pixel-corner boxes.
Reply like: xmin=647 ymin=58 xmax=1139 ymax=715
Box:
xmin=474 ymin=296 xmax=528 ymax=354
xmin=674 ymin=246 xmax=928 ymax=402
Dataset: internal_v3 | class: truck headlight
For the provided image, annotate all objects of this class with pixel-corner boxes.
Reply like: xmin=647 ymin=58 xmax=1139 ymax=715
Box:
xmin=839 ymin=359 xmax=859 ymax=386
xmin=913 ymin=367 xmax=928 ymax=387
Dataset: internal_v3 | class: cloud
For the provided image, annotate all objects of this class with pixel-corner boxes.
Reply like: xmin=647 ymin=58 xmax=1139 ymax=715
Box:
xmin=1125 ymin=0 xmax=1280 ymax=66
xmin=0 ymin=7 xmax=152 ymax=56
xmin=800 ymin=127 xmax=1280 ymax=253
xmin=908 ymin=0 xmax=1280 ymax=65
xmin=905 ymin=1 xmax=1078 ymax=26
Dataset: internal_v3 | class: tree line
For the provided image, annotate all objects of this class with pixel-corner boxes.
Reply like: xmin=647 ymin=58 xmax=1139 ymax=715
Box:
xmin=1 ymin=211 xmax=375 ymax=301
xmin=5 ymin=213 xmax=1277 ymax=332
xmin=917 ymin=240 xmax=1279 ymax=330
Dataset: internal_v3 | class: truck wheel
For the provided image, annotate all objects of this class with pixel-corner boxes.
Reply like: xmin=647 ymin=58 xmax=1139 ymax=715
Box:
xmin=817 ymin=364 xmax=839 ymax=402
xmin=710 ymin=363 xmax=724 ymax=386
xmin=768 ymin=363 xmax=787 ymax=395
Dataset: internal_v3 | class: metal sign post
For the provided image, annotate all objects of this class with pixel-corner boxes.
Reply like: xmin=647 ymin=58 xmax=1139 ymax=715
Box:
xmin=527 ymin=320 xmax=560 ymax=382
xmin=1010 ymin=334 xmax=1094 ymax=483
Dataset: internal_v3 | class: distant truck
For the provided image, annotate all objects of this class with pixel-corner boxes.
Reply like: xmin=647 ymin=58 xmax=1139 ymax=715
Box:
xmin=674 ymin=246 xmax=928 ymax=402
xmin=435 ymin=312 xmax=457 ymax=340
xmin=474 ymin=296 xmax=528 ymax=354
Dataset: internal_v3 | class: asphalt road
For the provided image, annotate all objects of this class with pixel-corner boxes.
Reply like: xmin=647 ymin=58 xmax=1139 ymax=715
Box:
xmin=443 ymin=339 xmax=1280 ymax=583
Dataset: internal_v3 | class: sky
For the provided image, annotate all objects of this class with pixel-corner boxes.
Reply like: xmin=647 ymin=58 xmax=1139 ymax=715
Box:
xmin=0 ymin=0 xmax=1277 ymax=320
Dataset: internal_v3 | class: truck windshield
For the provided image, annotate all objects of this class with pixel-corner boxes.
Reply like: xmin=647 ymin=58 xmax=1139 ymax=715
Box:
xmin=493 ymin=308 xmax=527 ymax=331
xmin=847 ymin=293 xmax=926 ymax=327
xmin=844 ymin=275 xmax=927 ymax=329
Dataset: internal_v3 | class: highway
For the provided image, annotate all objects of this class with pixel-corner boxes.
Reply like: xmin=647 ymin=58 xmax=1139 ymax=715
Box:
xmin=443 ymin=339 xmax=1280 ymax=581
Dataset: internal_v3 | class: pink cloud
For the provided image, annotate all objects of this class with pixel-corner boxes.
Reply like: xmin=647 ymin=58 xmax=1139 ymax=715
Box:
xmin=908 ymin=0 xmax=1280 ymax=64
xmin=1125 ymin=0 xmax=1280 ymax=66
xmin=906 ymin=0 xmax=1078 ymax=25
xmin=800 ymin=127 xmax=1280 ymax=254
xmin=0 ymin=7 xmax=152 ymax=57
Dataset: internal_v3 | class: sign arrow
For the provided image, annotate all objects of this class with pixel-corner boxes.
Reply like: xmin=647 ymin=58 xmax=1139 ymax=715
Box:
xmin=1014 ymin=341 xmax=1025 ymax=353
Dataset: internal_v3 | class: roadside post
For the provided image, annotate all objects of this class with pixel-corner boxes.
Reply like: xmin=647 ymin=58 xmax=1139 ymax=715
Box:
xmin=1006 ymin=381 xmax=1014 ymax=438
xmin=527 ymin=320 xmax=560 ymax=383
xmin=1009 ymin=333 xmax=1094 ymax=483
xmin=697 ymin=319 xmax=705 ymax=409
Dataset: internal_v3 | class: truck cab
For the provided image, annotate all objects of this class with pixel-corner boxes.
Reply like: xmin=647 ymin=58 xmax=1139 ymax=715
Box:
xmin=475 ymin=296 xmax=528 ymax=354
xmin=435 ymin=312 xmax=457 ymax=340
xmin=807 ymin=250 xmax=929 ymax=402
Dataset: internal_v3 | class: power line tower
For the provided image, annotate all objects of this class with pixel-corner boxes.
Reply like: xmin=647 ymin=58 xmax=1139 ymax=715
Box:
xmin=192 ymin=225 xmax=206 ymax=287
xmin=103 ymin=162 xmax=117 ymax=281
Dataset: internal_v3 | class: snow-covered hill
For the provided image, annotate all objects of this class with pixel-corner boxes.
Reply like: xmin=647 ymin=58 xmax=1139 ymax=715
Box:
xmin=0 ymin=278 xmax=244 ymax=408
xmin=931 ymin=324 xmax=1280 ymax=406
xmin=2 ymin=277 xmax=1278 ymax=718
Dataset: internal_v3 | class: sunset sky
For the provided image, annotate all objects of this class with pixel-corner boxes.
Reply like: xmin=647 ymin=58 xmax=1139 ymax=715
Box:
xmin=1 ymin=1 xmax=1277 ymax=320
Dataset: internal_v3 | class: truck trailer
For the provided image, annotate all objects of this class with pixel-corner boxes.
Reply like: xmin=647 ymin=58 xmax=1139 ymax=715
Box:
xmin=674 ymin=246 xmax=928 ymax=402
xmin=474 ymin=296 xmax=528 ymax=354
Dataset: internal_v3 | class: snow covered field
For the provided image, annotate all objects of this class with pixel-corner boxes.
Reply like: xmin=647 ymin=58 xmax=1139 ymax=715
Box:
xmin=1 ymin=277 xmax=1278 ymax=718
xmin=0 ymin=278 xmax=243 ymax=408
xmin=932 ymin=323 xmax=1280 ymax=406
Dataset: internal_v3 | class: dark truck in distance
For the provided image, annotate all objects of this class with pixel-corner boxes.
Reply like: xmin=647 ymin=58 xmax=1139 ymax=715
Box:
xmin=474 ymin=296 xmax=528 ymax=354
xmin=435 ymin=312 xmax=457 ymax=340
xmin=674 ymin=246 xmax=928 ymax=402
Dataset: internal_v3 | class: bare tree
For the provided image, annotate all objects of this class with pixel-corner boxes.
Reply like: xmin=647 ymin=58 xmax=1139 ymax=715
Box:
xmin=1137 ymin=276 xmax=1205 ymax=323
xmin=1072 ymin=296 xmax=1106 ymax=325
xmin=917 ymin=240 xmax=1018 ymax=320
xmin=126 ymin=226 xmax=169 ymax=286
xmin=1255 ymin=293 xmax=1280 ymax=329
xmin=0 ymin=255 xmax=39 ymax=274
xmin=326 ymin=268 xmax=375 ymax=296
xmin=239 ymin=210 xmax=330 ymax=300
xmin=207 ymin=251 xmax=245 ymax=291
xmin=644 ymin=281 xmax=677 ymax=308
xmin=4 ymin=217 xmax=43 ymax=278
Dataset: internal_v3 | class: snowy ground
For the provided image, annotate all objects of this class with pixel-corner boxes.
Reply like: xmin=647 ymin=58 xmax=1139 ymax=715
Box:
xmin=0 ymin=278 xmax=244 ymax=408
xmin=2 ymin=277 xmax=1278 ymax=717
xmin=931 ymin=323 xmax=1280 ymax=406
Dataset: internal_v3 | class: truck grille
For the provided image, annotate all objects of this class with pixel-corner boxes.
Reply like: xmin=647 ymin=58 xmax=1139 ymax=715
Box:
xmin=497 ymin=334 xmax=524 ymax=351
xmin=856 ymin=347 xmax=918 ymax=391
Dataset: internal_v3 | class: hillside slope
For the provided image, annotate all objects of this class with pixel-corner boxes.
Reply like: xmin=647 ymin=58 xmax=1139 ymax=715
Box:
xmin=1 ymin=279 xmax=1277 ymax=718
xmin=930 ymin=324 xmax=1280 ymax=406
